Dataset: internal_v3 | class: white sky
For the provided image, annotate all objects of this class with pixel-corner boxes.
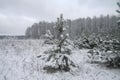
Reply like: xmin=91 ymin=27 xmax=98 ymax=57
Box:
xmin=0 ymin=0 xmax=118 ymax=35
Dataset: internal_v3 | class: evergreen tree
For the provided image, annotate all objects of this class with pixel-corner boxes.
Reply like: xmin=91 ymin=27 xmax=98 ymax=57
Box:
xmin=116 ymin=1 xmax=120 ymax=41
xmin=37 ymin=14 xmax=75 ymax=73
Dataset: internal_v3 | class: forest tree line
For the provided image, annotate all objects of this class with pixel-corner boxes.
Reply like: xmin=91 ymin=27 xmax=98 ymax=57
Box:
xmin=25 ymin=15 xmax=119 ymax=40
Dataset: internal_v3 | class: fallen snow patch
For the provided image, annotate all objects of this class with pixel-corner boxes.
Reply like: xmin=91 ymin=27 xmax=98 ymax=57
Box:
xmin=0 ymin=40 xmax=120 ymax=80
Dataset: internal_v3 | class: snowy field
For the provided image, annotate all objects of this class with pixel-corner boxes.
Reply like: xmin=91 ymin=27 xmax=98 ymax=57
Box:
xmin=0 ymin=39 xmax=120 ymax=80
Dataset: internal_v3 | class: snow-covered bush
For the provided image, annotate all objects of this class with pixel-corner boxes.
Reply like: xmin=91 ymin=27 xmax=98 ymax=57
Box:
xmin=105 ymin=50 xmax=120 ymax=67
xmin=73 ymin=37 xmax=90 ymax=49
xmin=87 ymin=49 xmax=102 ymax=63
xmin=74 ymin=34 xmax=103 ymax=49
xmin=87 ymin=38 xmax=120 ymax=68
xmin=37 ymin=14 xmax=76 ymax=73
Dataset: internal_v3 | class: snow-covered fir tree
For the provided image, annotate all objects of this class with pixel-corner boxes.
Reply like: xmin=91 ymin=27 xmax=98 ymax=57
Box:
xmin=37 ymin=14 xmax=75 ymax=73
xmin=116 ymin=1 xmax=120 ymax=41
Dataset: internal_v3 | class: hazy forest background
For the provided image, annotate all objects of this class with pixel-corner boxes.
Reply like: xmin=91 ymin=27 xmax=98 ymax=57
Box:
xmin=25 ymin=15 xmax=120 ymax=40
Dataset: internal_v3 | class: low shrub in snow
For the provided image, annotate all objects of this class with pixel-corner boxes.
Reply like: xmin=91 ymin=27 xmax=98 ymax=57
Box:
xmin=87 ymin=38 xmax=120 ymax=68
xmin=74 ymin=34 xmax=102 ymax=49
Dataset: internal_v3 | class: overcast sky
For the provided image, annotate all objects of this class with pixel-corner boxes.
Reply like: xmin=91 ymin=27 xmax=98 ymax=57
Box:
xmin=0 ymin=0 xmax=118 ymax=35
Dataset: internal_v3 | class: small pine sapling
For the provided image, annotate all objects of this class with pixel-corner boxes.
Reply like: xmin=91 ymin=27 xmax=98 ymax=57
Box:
xmin=37 ymin=14 xmax=75 ymax=73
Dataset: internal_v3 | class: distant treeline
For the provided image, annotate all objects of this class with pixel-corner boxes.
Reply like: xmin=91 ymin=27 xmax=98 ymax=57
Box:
xmin=25 ymin=15 xmax=120 ymax=40
xmin=0 ymin=35 xmax=26 ymax=39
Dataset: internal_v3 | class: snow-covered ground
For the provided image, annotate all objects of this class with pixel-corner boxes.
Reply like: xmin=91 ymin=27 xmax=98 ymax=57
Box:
xmin=0 ymin=39 xmax=120 ymax=80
